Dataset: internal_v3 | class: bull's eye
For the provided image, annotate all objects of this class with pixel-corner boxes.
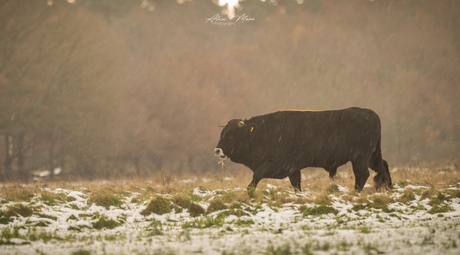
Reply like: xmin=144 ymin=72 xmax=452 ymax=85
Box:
xmin=229 ymin=135 xmax=234 ymax=140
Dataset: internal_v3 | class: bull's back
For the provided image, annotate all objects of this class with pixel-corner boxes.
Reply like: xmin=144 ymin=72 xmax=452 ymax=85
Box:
xmin=255 ymin=108 xmax=381 ymax=165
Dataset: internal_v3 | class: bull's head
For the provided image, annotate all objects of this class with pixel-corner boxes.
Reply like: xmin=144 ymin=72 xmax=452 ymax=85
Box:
xmin=214 ymin=119 xmax=253 ymax=163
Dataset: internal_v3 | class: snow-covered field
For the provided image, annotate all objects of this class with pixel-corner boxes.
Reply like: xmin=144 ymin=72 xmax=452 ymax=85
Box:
xmin=1 ymin=176 xmax=460 ymax=255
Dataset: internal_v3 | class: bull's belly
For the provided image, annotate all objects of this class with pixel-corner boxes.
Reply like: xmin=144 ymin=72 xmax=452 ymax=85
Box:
xmin=290 ymin=153 xmax=350 ymax=171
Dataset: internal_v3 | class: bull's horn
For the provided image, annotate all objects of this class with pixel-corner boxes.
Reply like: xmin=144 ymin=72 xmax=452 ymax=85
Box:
xmin=218 ymin=124 xmax=227 ymax=128
xmin=238 ymin=121 xmax=245 ymax=128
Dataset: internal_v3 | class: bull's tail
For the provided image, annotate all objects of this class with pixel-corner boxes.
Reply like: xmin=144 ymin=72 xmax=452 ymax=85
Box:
xmin=370 ymin=135 xmax=392 ymax=189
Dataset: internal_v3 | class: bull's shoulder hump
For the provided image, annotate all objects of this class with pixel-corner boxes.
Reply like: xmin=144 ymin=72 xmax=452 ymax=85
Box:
xmin=267 ymin=109 xmax=333 ymax=114
xmin=266 ymin=107 xmax=373 ymax=114
xmin=251 ymin=108 xmax=380 ymax=121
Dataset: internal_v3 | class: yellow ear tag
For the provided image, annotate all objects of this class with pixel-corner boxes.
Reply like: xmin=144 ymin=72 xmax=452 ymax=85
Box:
xmin=250 ymin=127 xmax=254 ymax=132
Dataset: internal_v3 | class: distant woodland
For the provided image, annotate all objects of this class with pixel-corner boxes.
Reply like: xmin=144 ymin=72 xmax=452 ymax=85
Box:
xmin=0 ymin=0 xmax=459 ymax=181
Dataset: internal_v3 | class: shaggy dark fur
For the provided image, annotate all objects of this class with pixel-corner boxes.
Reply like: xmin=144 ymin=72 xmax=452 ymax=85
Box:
xmin=215 ymin=107 xmax=392 ymax=191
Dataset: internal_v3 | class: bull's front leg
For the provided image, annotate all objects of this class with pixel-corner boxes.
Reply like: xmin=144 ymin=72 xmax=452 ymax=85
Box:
xmin=288 ymin=169 xmax=302 ymax=192
xmin=248 ymin=161 xmax=280 ymax=190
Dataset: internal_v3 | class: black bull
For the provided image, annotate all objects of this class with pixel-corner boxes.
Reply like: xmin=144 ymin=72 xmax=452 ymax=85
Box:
xmin=214 ymin=107 xmax=392 ymax=191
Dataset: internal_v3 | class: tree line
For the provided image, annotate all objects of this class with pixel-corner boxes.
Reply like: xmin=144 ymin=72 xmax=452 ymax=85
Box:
xmin=0 ymin=0 xmax=459 ymax=182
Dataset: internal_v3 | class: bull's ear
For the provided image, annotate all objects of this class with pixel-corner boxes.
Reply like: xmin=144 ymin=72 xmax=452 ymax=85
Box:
xmin=249 ymin=124 xmax=256 ymax=142
xmin=238 ymin=121 xmax=245 ymax=128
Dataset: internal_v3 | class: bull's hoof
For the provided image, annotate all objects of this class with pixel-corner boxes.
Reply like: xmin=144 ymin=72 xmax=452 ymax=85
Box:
xmin=375 ymin=180 xmax=392 ymax=191
xmin=385 ymin=181 xmax=393 ymax=190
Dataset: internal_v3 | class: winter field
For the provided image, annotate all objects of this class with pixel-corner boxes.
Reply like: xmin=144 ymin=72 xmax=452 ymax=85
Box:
xmin=1 ymin=166 xmax=460 ymax=255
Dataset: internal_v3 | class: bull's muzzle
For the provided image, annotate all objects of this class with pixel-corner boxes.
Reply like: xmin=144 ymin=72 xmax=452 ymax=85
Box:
xmin=214 ymin=148 xmax=227 ymax=159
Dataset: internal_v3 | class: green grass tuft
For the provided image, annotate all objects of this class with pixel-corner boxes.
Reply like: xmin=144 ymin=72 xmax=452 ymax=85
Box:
xmin=427 ymin=204 xmax=454 ymax=214
xmin=182 ymin=216 xmax=224 ymax=229
xmin=67 ymin=214 xmax=78 ymax=221
xmin=398 ymin=189 xmax=416 ymax=204
xmin=446 ymin=189 xmax=460 ymax=199
xmin=247 ymin=187 xmax=256 ymax=199
xmin=0 ymin=204 xmax=34 ymax=220
xmin=35 ymin=221 xmax=49 ymax=227
xmin=326 ymin=183 xmax=340 ymax=194
xmin=396 ymin=180 xmax=408 ymax=188
xmin=36 ymin=213 xmax=58 ymax=221
xmin=72 ymin=250 xmax=91 ymax=255
xmin=360 ymin=226 xmax=371 ymax=234
xmin=352 ymin=204 xmax=367 ymax=211
xmin=140 ymin=196 xmax=171 ymax=216
xmin=314 ymin=194 xmax=332 ymax=206
xmin=1 ymin=226 xmax=22 ymax=240
xmin=420 ymin=188 xmax=437 ymax=201
xmin=88 ymin=189 xmax=123 ymax=210
xmin=301 ymin=205 xmax=338 ymax=216
xmin=41 ymin=190 xmax=67 ymax=206
xmin=146 ymin=219 xmax=163 ymax=236
xmin=130 ymin=197 xmax=140 ymax=204
xmin=207 ymin=198 xmax=228 ymax=214
xmin=235 ymin=219 xmax=255 ymax=227
xmin=228 ymin=202 xmax=251 ymax=217
xmin=171 ymin=193 xmax=204 ymax=217
xmin=428 ymin=193 xmax=450 ymax=207
xmin=368 ymin=195 xmax=394 ymax=213
xmin=188 ymin=202 xmax=205 ymax=217
xmin=266 ymin=244 xmax=292 ymax=255
xmin=92 ymin=216 xmax=122 ymax=230
xmin=0 ymin=217 xmax=13 ymax=224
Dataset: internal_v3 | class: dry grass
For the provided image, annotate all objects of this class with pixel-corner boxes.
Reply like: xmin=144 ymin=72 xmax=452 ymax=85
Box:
xmin=88 ymin=188 xmax=124 ymax=210
xmin=0 ymin=184 xmax=36 ymax=202
xmin=390 ymin=164 xmax=460 ymax=188
xmin=0 ymin=166 xmax=458 ymax=206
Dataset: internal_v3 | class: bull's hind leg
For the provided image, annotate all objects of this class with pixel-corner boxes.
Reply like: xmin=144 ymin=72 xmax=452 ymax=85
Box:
xmin=288 ymin=170 xmax=301 ymax=191
xmin=351 ymin=160 xmax=370 ymax=192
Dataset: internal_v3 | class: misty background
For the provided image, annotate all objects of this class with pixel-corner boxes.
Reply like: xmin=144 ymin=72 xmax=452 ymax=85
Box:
xmin=0 ymin=0 xmax=459 ymax=182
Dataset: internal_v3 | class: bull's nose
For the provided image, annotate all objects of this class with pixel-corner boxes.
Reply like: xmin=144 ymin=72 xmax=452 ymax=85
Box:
xmin=214 ymin=148 xmax=227 ymax=159
xmin=214 ymin=148 xmax=223 ymax=156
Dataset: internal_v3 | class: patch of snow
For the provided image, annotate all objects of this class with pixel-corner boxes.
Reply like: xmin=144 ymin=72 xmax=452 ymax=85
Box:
xmin=337 ymin=184 xmax=348 ymax=192
xmin=53 ymin=167 xmax=62 ymax=175
xmin=1 ymin=186 xmax=460 ymax=255
xmin=8 ymin=238 xmax=29 ymax=244
xmin=266 ymin=183 xmax=277 ymax=189
xmin=405 ymin=184 xmax=429 ymax=190
xmin=31 ymin=167 xmax=62 ymax=179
